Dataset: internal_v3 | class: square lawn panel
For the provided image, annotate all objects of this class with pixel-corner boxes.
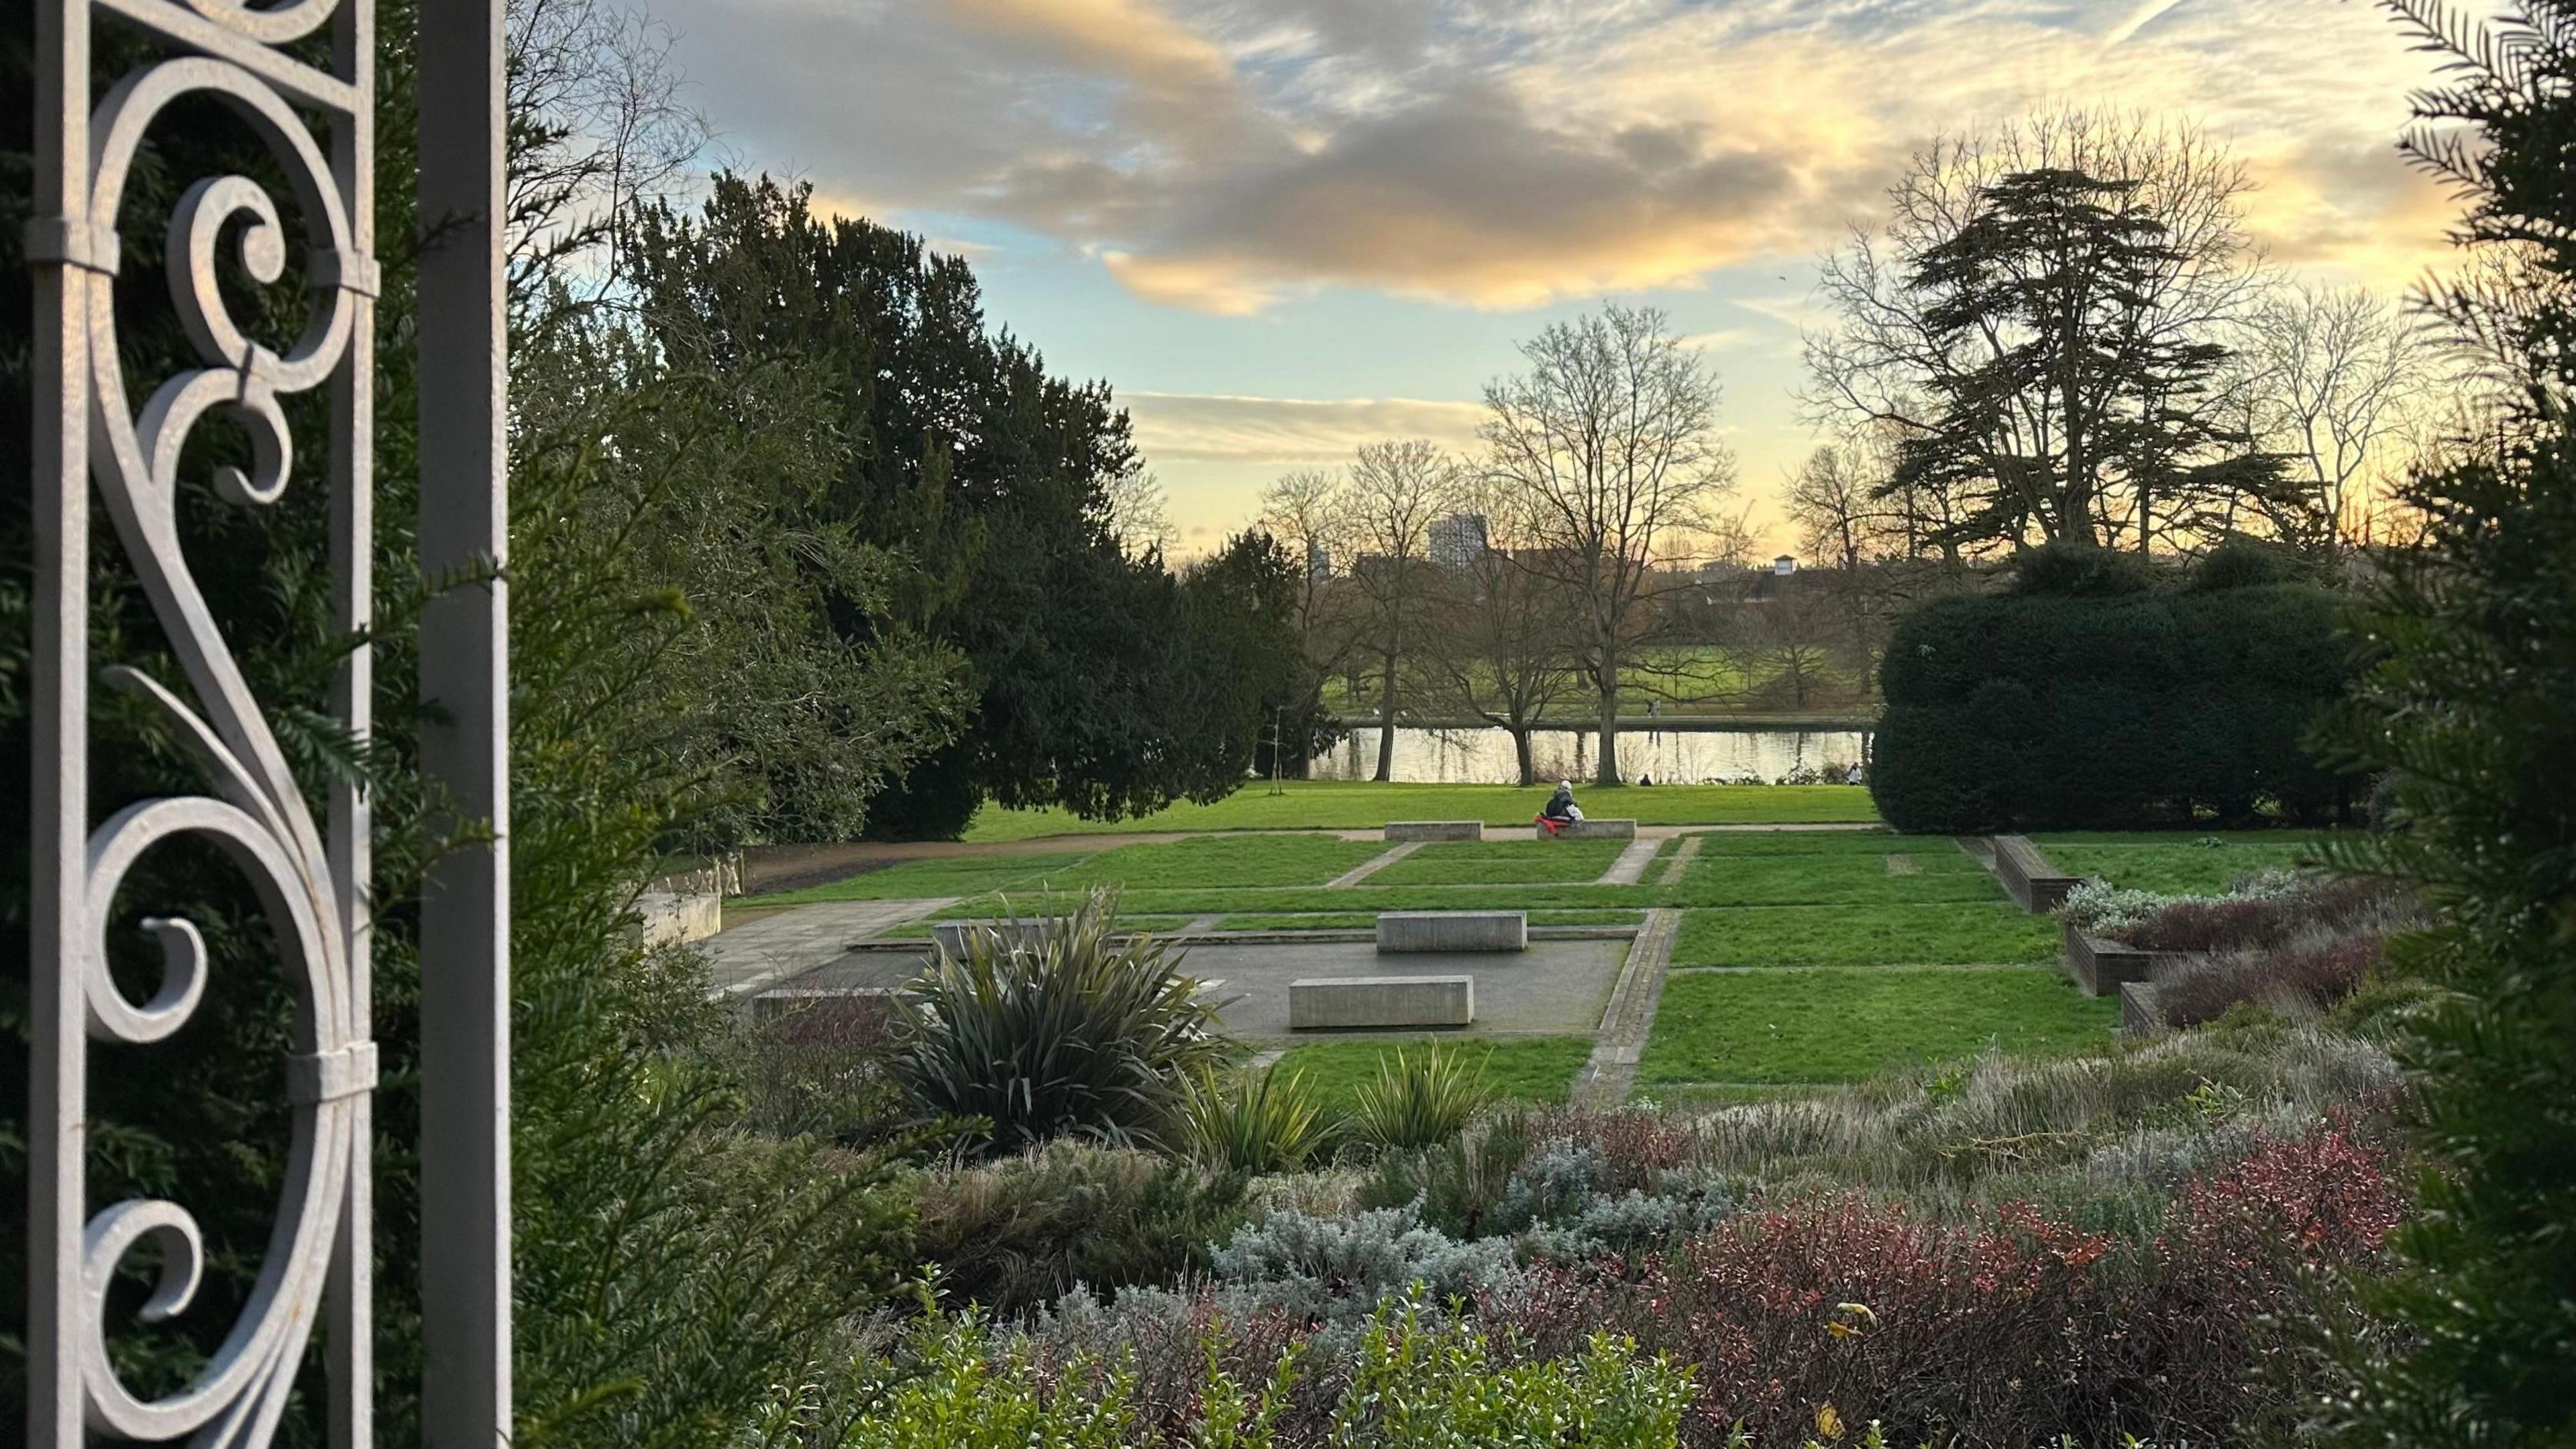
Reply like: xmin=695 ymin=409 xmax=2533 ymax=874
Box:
xmin=1271 ymin=1035 xmax=1595 ymax=1110
xmin=746 ymin=851 xmax=1078 ymax=904
xmin=1673 ymin=853 xmax=2005 ymax=907
xmin=1636 ymin=967 xmax=2118 ymax=1086
xmin=1368 ymin=839 xmax=1630 ymax=885
xmin=1672 ymin=902 xmax=2059 ymax=967
xmin=1008 ymin=835 xmax=1391 ymax=891
xmin=2029 ymin=833 xmax=2327 ymax=896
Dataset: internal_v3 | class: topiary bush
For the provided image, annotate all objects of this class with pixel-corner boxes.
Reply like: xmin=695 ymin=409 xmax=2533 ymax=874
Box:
xmin=1871 ymin=564 xmax=2354 ymax=832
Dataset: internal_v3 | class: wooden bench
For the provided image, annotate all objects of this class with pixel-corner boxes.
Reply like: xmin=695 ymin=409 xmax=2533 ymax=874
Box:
xmin=1991 ymin=835 xmax=2078 ymax=913
xmin=1385 ymin=820 xmax=1483 ymax=842
xmin=1538 ymin=818 xmax=1638 ymax=841
xmin=1376 ymin=910 xmax=1527 ymax=953
xmin=1289 ymin=975 xmax=1474 ymax=1029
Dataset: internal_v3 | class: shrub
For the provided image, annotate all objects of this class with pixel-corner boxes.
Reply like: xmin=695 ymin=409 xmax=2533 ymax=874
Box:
xmin=892 ymin=888 xmax=1230 ymax=1150
xmin=912 ymin=1142 xmax=1251 ymax=1316
xmin=1208 ymin=1205 xmax=1515 ymax=1322
xmin=1481 ymin=1124 xmax=2406 ymax=1448
xmin=2120 ymin=873 xmax=2407 ymax=955
xmin=1330 ymin=1305 xmax=1695 ymax=1449
xmin=1871 ymin=582 xmax=2353 ymax=832
xmin=1350 ymin=1040 xmax=1493 ymax=1150
xmin=1180 ymin=1066 xmax=1338 ymax=1175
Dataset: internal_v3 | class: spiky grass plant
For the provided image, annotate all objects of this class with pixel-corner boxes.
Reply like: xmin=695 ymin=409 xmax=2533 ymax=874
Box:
xmin=1351 ymin=1041 xmax=1493 ymax=1151
xmin=1179 ymin=1065 xmax=1338 ymax=1174
xmin=894 ymin=888 xmax=1229 ymax=1152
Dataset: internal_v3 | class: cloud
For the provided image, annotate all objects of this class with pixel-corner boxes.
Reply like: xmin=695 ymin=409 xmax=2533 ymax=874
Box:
xmin=659 ymin=0 xmax=2459 ymax=313
xmin=1124 ymin=392 xmax=1487 ymax=464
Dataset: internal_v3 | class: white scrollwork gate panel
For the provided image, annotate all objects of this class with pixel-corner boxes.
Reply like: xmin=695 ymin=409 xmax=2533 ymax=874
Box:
xmin=29 ymin=1 xmax=375 ymax=1444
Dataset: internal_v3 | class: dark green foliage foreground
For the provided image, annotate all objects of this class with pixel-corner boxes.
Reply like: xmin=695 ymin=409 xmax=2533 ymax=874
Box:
xmin=2318 ymin=5 xmax=2576 ymax=1438
xmin=1870 ymin=543 xmax=2353 ymax=832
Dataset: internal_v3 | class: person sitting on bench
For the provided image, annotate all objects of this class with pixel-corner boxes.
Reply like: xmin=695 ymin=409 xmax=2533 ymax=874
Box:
xmin=1536 ymin=780 xmax=1584 ymax=835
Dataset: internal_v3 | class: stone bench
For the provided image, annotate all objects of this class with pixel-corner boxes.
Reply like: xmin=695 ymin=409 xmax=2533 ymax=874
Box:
xmin=1538 ymin=818 xmax=1638 ymax=841
xmin=1377 ymin=910 xmax=1527 ymax=953
xmin=1385 ymin=820 xmax=1483 ymax=842
xmin=1992 ymin=835 xmax=2079 ymax=913
xmin=1289 ymin=975 xmax=1474 ymax=1030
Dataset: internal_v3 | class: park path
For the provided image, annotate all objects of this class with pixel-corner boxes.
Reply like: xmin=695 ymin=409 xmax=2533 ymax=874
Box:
xmin=700 ymin=898 xmax=954 ymax=999
xmin=1326 ymin=841 xmax=1421 ymax=888
xmin=1573 ymin=907 xmax=1682 ymax=1108
xmin=1595 ymin=838 xmax=1664 ymax=885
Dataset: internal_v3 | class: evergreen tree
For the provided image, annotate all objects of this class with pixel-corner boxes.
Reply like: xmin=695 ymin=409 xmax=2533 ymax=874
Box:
xmin=2326 ymin=3 xmax=2576 ymax=1439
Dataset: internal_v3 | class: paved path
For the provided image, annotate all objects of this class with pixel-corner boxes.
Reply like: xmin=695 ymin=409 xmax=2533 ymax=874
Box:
xmin=700 ymin=898 xmax=955 ymax=998
xmin=1573 ymin=906 xmax=1682 ymax=1108
xmin=1657 ymin=835 xmax=1704 ymax=885
xmin=1326 ymin=841 xmax=1421 ymax=888
xmin=1595 ymin=838 xmax=1664 ymax=885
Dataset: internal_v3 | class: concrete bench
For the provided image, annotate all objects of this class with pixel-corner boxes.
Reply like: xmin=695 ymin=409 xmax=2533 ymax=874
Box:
xmin=1538 ymin=818 xmax=1638 ymax=841
xmin=1377 ymin=910 xmax=1527 ymax=953
xmin=1289 ymin=975 xmax=1474 ymax=1030
xmin=1992 ymin=835 xmax=2079 ymax=913
xmin=1385 ymin=820 xmax=1483 ymax=842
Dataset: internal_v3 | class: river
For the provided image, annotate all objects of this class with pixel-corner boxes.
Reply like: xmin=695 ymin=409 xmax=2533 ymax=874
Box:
xmin=1306 ymin=726 xmax=1872 ymax=784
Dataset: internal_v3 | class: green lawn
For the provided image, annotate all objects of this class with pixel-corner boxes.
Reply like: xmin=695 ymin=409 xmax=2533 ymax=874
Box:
xmin=747 ymin=835 xmax=1385 ymax=906
xmin=1671 ymin=853 xmax=2006 ymax=907
xmin=1670 ymin=902 xmax=2059 ymax=967
xmin=1214 ymin=910 xmax=1644 ymax=932
xmin=1367 ymin=839 xmax=1633 ymax=885
xmin=1271 ymin=1035 xmax=1595 ymax=1110
xmin=958 ymin=782 xmax=1880 ymax=842
xmin=868 ymin=914 xmax=1194 ymax=941
xmin=2029 ymin=831 xmax=2329 ymax=894
xmin=1635 ymin=967 xmax=2118 ymax=1086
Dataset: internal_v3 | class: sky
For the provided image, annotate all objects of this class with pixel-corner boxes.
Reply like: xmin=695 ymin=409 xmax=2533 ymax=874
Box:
xmin=647 ymin=0 xmax=2466 ymax=555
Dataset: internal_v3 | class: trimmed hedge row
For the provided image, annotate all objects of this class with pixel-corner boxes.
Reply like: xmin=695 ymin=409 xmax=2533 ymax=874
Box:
xmin=1870 ymin=582 xmax=2353 ymax=832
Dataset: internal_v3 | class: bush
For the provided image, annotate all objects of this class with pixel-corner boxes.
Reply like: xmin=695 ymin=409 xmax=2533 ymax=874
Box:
xmin=1179 ymin=1066 xmax=1338 ymax=1175
xmin=1871 ymin=581 xmax=2353 ymax=832
xmin=1332 ymin=1306 xmax=1694 ymax=1449
xmin=1350 ymin=1040 xmax=1493 ymax=1150
xmin=912 ymin=1142 xmax=1250 ymax=1316
xmin=892 ymin=888 xmax=1230 ymax=1150
xmin=1482 ymin=1125 xmax=2406 ymax=1448
xmin=1208 ymin=1205 xmax=1515 ymax=1323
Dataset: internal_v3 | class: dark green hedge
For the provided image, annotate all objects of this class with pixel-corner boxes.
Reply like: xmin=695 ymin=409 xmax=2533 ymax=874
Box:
xmin=1870 ymin=582 xmax=2353 ymax=832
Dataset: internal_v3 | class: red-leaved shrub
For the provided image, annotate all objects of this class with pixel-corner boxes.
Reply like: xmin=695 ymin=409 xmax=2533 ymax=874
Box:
xmin=1480 ymin=1127 xmax=2404 ymax=1448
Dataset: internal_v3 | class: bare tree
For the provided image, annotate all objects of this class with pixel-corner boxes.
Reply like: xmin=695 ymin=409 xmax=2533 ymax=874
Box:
xmin=1258 ymin=468 xmax=1362 ymax=767
xmin=2226 ymin=282 xmax=2432 ymax=552
xmin=508 ymin=0 xmax=708 ymax=305
xmin=1102 ymin=467 xmax=1176 ymax=558
xmin=1340 ymin=440 xmax=1452 ymax=780
xmin=1785 ymin=444 xmax=1887 ymax=569
xmin=1416 ymin=476 xmax=1584 ymax=785
xmin=1807 ymin=109 xmax=2271 ymax=554
xmin=1482 ymin=303 xmax=1737 ymax=784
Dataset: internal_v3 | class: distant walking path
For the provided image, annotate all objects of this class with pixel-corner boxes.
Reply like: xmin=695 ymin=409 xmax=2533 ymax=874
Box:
xmin=702 ymin=898 xmax=954 ymax=998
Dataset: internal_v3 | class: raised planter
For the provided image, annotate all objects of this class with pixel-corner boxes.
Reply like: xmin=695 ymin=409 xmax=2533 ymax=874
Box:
xmin=1992 ymin=835 xmax=2080 ymax=914
xmin=631 ymin=887 xmax=721 ymax=948
xmin=1540 ymin=818 xmax=1638 ymax=841
xmin=2062 ymin=921 xmax=2207 ymax=998
xmin=1385 ymin=820 xmax=1483 ymax=842
xmin=1289 ymin=974 xmax=1474 ymax=1030
xmin=2120 ymin=980 xmax=2167 ymax=1036
xmin=1376 ymin=910 xmax=1527 ymax=953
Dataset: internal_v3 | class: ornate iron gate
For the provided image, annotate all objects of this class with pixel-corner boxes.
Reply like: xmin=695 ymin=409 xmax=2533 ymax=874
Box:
xmin=25 ymin=0 xmax=508 ymax=1442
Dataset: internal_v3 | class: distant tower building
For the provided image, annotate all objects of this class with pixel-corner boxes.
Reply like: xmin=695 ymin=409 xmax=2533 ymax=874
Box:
xmin=1772 ymin=554 xmax=1799 ymax=576
xmin=1307 ymin=539 xmax=1334 ymax=580
xmin=1430 ymin=513 xmax=1490 ymax=570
